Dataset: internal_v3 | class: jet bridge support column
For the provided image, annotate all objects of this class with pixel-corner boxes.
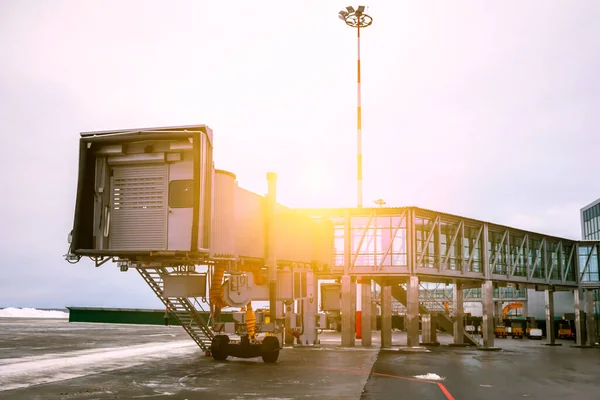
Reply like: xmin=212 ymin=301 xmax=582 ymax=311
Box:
xmin=341 ymin=275 xmax=355 ymax=347
xmin=586 ymin=289 xmax=597 ymax=346
xmin=481 ymin=280 xmax=496 ymax=348
xmin=361 ymin=278 xmax=372 ymax=346
xmin=380 ymin=280 xmax=392 ymax=348
xmin=544 ymin=289 xmax=557 ymax=346
xmin=495 ymin=302 xmax=504 ymax=325
xmin=371 ymin=280 xmax=377 ymax=330
xmin=421 ymin=314 xmax=437 ymax=344
xmin=407 ymin=276 xmax=420 ymax=347
xmin=341 ymin=211 xmax=355 ymax=347
xmin=453 ymin=282 xmax=464 ymax=345
xmin=574 ymin=288 xmax=584 ymax=346
xmin=299 ymin=272 xmax=318 ymax=345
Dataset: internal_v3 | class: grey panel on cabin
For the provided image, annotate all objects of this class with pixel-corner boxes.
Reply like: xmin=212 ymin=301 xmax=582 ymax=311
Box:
xmin=109 ymin=165 xmax=168 ymax=250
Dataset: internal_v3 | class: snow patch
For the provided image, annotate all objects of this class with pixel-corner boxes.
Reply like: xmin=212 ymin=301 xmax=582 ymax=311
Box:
xmin=0 ymin=340 xmax=196 ymax=392
xmin=0 ymin=307 xmax=69 ymax=319
xmin=414 ymin=373 xmax=445 ymax=381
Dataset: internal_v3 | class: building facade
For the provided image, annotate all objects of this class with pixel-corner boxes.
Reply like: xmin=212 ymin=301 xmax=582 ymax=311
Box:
xmin=580 ymin=198 xmax=600 ymax=340
xmin=581 ymin=198 xmax=600 ymax=240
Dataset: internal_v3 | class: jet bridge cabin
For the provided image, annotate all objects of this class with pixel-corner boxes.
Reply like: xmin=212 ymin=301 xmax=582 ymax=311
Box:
xmin=69 ymin=125 xmax=213 ymax=260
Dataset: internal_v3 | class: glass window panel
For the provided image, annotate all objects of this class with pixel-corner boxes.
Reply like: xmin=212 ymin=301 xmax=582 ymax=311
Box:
xmin=391 ymin=216 xmax=407 ymax=228
xmin=334 ymin=237 xmax=344 ymax=254
xmin=169 ymin=180 xmax=194 ymax=208
xmin=373 ymin=216 xmax=391 ymax=228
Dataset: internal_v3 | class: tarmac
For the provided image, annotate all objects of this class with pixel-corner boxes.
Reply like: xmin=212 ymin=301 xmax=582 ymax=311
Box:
xmin=1 ymin=318 xmax=599 ymax=399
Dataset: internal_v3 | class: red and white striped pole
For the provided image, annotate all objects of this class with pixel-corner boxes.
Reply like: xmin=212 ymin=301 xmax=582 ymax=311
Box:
xmin=339 ymin=6 xmax=371 ymax=208
xmin=356 ymin=22 xmax=363 ymax=337
xmin=357 ymin=21 xmax=363 ymax=208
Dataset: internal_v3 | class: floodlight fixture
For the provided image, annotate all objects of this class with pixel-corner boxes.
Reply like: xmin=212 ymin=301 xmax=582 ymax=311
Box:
xmin=339 ymin=5 xmax=372 ymax=28
xmin=374 ymin=199 xmax=386 ymax=207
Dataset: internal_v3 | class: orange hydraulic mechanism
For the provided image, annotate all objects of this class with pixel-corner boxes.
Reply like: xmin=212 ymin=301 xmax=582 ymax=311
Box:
xmin=209 ymin=262 xmax=281 ymax=363
xmin=245 ymin=303 xmax=256 ymax=339
xmin=210 ymin=262 xmax=228 ymax=322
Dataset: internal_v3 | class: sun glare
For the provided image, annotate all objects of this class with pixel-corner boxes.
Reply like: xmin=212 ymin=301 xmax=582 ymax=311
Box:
xmin=304 ymin=166 xmax=329 ymax=196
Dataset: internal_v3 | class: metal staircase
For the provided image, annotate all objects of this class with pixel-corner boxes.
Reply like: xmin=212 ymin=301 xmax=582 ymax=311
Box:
xmin=137 ymin=267 xmax=214 ymax=352
xmin=387 ymin=283 xmax=479 ymax=346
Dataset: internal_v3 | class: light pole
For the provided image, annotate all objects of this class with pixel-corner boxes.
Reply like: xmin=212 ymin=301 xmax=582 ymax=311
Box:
xmin=339 ymin=6 xmax=373 ymax=209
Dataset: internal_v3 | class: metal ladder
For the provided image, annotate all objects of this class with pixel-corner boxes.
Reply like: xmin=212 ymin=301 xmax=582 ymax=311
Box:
xmin=137 ymin=267 xmax=214 ymax=352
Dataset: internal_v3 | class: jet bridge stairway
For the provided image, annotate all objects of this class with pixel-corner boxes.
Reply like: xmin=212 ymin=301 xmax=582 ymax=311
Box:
xmin=387 ymin=283 xmax=479 ymax=346
xmin=137 ymin=267 xmax=214 ymax=352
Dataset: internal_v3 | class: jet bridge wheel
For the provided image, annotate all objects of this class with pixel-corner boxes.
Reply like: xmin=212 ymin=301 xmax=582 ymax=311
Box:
xmin=211 ymin=335 xmax=229 ymax=361
xmin=261 ymin=336 xmax=280 ymax=363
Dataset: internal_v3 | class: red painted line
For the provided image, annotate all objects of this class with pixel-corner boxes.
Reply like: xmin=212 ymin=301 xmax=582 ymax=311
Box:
xmin=371 ymin=371 xmax=436 ymax=384
xmin=437 ymin=382 xmax=456 ymax=400
xmin=299 ymin=364 xmax=455 ymax=399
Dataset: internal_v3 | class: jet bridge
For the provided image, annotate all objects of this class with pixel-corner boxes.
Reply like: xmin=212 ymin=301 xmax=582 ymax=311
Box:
xmin=65 ymin=124 xmax=334 ymax=362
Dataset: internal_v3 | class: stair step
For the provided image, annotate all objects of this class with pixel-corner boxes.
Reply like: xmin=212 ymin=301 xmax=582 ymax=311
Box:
xmin=137 ymin=269 xmax=214 ymax=352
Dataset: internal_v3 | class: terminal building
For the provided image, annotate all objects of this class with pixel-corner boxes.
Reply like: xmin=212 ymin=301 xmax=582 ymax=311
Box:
xmin=580 ymin=198 xmax=600 ymax=339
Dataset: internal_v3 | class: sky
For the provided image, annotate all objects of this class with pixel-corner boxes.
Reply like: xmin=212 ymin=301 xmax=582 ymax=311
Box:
xmin=1 ymin=1 xmax=599 ymax=308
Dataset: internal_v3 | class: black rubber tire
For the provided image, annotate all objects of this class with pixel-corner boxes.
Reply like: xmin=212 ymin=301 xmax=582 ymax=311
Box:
xmin=261 ymin=336 xmax=280 ymax=363
xmin=211 ymin=335 xmax=229 ymax=361
xmin=262 ymin=350 xmax=279 ymax=363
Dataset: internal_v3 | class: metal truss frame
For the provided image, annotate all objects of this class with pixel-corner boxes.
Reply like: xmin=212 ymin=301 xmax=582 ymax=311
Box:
xmin=347 ymin=209 xmax=409 ymax=275
xmin=298 ymin=207 xmax=581 ymax=288
xmin=410 ymin=208 xmax=579 ymax=287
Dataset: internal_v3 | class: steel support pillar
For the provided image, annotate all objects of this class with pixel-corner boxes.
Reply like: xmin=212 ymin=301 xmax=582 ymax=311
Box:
xmin=421 ymin=314 xmax=433 ymax=344
xmin=495 ymin=302 xmax=504 ymax=325
xmin=407 ymin=276 xmax=420 ymax=347
xmin=453 ymin=282 xmax=464 ymax=345
xmin=481 ymin=280 xmax=495 ymax=348
xmin=586 ymin=289 xmax=596 ymax=346
xmin=371 ymin=302 xmax=378 ymax=331
xmin=371 ymin=280 xmax=377 ymax=330
xmin=341 ymin=275 xmax=355 ymax=347
xmin=299 ymin=272 xmax=318 ymax=345
xmin=544 ymin=289 xmax=556 ymax=345
xmin=361 ymin=278 xmax=372 ymax=346
xmin=380 ymin=282 xmax=392 ymax=348
xmin=351 ymin=278 xmax=357 ymax=339
xmin=574 ymin=288 xmax=584 ymax=346
xmin=341 ymin=209 xmax=354 ymax=347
